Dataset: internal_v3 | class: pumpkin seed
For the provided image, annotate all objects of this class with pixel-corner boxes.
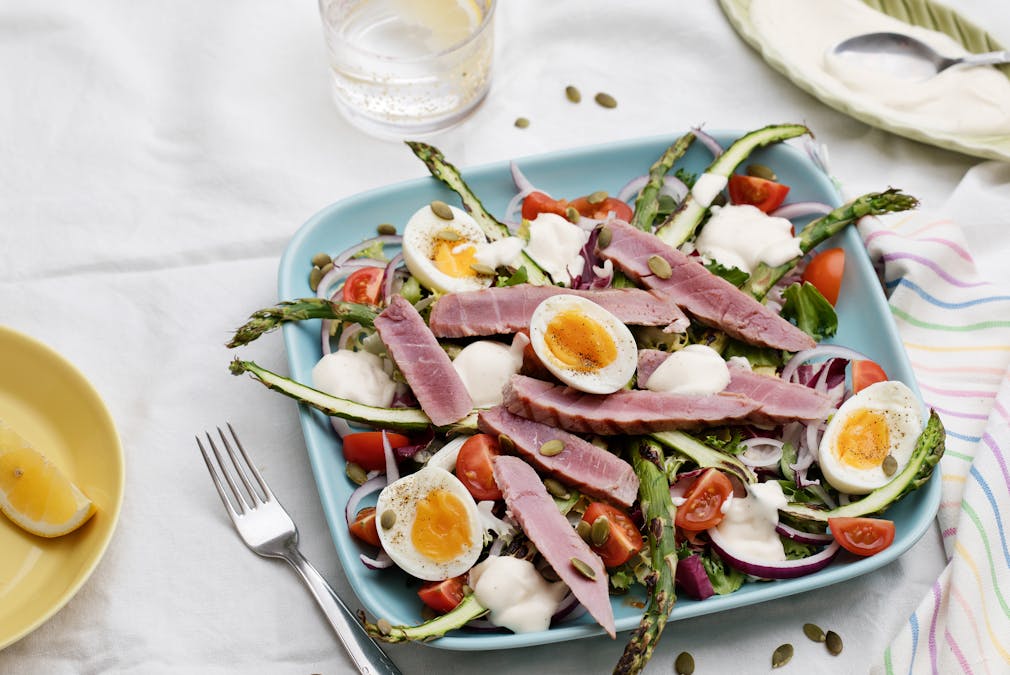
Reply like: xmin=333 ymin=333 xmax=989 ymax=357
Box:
xmin=376 ymin=223 xmax=397 ymax=236
xmin=648 ymin=254 xmax=673 ymax=279
xmin=570 ymin=557 xmax=596 ymax=580
xmin=498 ymin=434 xmax=516 ymax=454
xmin=597 ymin=225 xmax=613 ymax=249
xmin=376 ymin=618 xmax=393 ymax=636
xmin=803 ymin=622 xmax=826 ymax=642
xmin=311 ymin=252 xmax=332 ymax=268
xmin=543 ymin=478 xmax=570 ymax=499
xmin=576 ymin=519 xmax=592 ymax=543
xmin=882 ymin=454 xmax=898 ymax=476
xmin=591 ymin=516 xmax=611 ymax=547
xmin=594 ymin=92 xmax=618 ymax=109
xmin=319 ymin=262 xmax=334 ymax=277
xmin=565 ymin=85 xmax=582 ymax=103
xmin=346 ymin=462 xmax=367 ymax=485
xmin=565 ymin=205 xmax=580 ymax=222
xmin=587 ymin=190 xmax=608 ymax=204
xmin=771 ymin=643 xmax=793 ymax=669
xmin=470 ymin=263 xmax=497 ymax=276
xmin=539 ymin=439 xmax=565 ymax=457
xmin=379 ymin=510 xmax=396 ymax=530
xmin=309 ymin=266 xmax=323 ymax=292
xmin=746 ymin=163 xmax=778 ymax=181
xmin=674 ymin=651 xmax=695 ymax=675
xmin=514 ymin=117 xmax=530 ymax=129
xmin=437 ymin=228 xmax=461 ymax=241
xmin=430 ymin=200 xmax=454 ymax=220
xmin=826 ymin=630 xmax=843 ymax=655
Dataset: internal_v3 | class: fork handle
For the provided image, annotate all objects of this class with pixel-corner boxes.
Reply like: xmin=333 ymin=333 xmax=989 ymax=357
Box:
xmin=284 ymin=549 xmax=403 ymax=675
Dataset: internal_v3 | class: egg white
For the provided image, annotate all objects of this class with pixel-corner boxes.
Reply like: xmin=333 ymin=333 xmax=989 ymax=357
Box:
xmin=401 ymin=204 xmax=494 ymax=294
xmin=374 ymin=466 xmax=483 ymax=580
xmin=528 ymin=294 xmax=638 ymax=394
xmin=818 ymin=380 xmax=924 ymax=495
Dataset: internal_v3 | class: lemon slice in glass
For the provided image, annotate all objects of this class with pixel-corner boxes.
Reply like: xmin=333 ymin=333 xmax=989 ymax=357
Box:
xmin=0 ymin=423 xmax=96 ymax=538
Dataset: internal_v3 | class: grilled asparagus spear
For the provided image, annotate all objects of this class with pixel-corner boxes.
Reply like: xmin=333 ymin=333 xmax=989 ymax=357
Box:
xmin=630 ymin=131 xmax=696 ymax=231
xmin=227 ymin=298 xmax=377 ymax=348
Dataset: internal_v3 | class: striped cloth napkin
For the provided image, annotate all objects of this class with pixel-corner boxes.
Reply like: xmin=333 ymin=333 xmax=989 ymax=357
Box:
xmin=854 ymin=169 xmax=1010 ymax=673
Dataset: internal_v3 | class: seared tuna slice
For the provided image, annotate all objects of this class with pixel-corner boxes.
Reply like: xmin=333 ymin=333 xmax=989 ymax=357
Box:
xmin=493 ymin=455 xmax=616 ymax=638
xmin=724 ymin=363 xmax=834 ymax=424
xmin=373 ymin=295 xmax=472 ymax=426
xmin=503 ymin=375 xmax=759 ymax=435
xmin=596 ymin=220 xmax=815 ymax=352
xmin=428 ymin=285 xmax=688 ymax=338
xmin=478 ymin=406 xmax=639 ymax=508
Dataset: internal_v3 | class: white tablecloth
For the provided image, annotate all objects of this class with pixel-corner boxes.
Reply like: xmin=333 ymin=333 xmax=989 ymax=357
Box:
xmin=2 ymin=1 xmax=1008 ymax=673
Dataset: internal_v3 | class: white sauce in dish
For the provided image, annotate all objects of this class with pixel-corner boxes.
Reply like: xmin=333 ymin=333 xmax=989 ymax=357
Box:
xmin=713 ymin=481 xmax=787 ymax=563
xmin=524 ymin=213 xmax=589 ymax=284
xmin=691 ymin=172 xmax=729 ymax=207
xmin=468 ymin=556 xmax=569 ymax=633
xmin=645 ymin=344 xmax=730 ymax=395
xmin=750 ymin=0 xmax=1010 ymax=136
xmin=452 ymin=339 xmax=525 ymax=408
xmin=312 ymin=350 xmax=396 ymax=408
xmin=694 ymin=204 xmax=801 ymax=273
xmin=473 ymin=236 xmax=525 ymax=270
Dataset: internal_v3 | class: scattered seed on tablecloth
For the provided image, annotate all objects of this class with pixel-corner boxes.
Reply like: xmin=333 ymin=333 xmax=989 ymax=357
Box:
xmin=803 ymin=622 xmax=826 ymax=642
xmin=514 ymin=117 xmax=530 ymax=129
xmin=565 ymin=85 xmax=582 ymax=103
xmin=771 ymin=643 xmax=794 ymax=668
xmin=674 ymin=651 xmax=695 ymax=675
xmin=826 ymin=630 xmax=843 ymax=655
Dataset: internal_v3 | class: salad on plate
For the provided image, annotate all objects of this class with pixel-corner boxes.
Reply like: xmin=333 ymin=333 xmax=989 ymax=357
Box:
xmin=227 ymin=123 xmax=945 ymax=674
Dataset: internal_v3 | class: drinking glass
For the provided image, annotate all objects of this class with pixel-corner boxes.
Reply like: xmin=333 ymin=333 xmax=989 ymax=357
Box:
xmin=318 ymin=0 xmax=496 ymax=138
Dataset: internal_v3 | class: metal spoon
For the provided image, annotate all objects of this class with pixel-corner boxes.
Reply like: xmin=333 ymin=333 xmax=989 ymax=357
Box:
xmin=831 ymin=32 xmax=1010 ymax=79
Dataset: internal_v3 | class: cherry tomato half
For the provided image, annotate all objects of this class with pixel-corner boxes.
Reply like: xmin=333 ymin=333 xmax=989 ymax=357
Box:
xmin=418 ymin=576 xmax=467 ymax=613
xmin=802 ymin=248 xmax=845 ymax=306
xmin=728 ymin=174 xmax=791 ymax=213
xmin=342 ymin=431 xmax=412 ymax=472
xmin=348 ymin=506 xmax=381 ymax=547
xmin=455 ymin=434 xmax=502 ymax=501
xmin=675 ymin=468 xmax=734 ymax=532
xmin=828 ymin=517 xmax=896 ymax=556
xmin=852 ymin=360 xmax=888 ymax=394
xmin=521 ymin=191 xmax=569 ymax=221
xmin=569 ymin=195 xmax=634 ymax=222
xmin=581 ymin=502 xmax=645 ymax=568
xmin=342 ymin=267 xmax=384 ymax=305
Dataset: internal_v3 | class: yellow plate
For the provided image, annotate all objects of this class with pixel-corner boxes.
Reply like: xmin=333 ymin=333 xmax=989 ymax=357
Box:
xmin=0 ymin=326 xmax=124 ymax=651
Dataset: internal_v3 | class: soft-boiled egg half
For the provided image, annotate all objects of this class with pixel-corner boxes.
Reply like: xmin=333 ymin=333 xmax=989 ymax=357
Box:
xmin=528 ymin=294 xmax=637 ymax=394
xmin=375 ymin=466 xmax=483 ymax=581
xmin=818 ymin=380 xmax=924 ymax=495
xmin=402 ymin=203 xmax=495 ymax=294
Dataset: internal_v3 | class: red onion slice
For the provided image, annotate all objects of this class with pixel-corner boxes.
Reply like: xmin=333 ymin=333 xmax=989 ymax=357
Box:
xmin=617 ymin=175 xmax=689 ymax=205
xmin=739 ymin=438 xmax=785 ymax=468
xmin=770 ymin=202 xmax=834 ymax=220
xmin=781 ymin=345 xmax=871 ymax=383
xmin=360 ymin=550 xmax=393 ymax=570
xmin=616 ymin=175 xmax=648 ymax=203
xmin=709 ymin=528 xmax=841 ymax=579
xmin=344 ymin=475 xmax=387 ymax=525
xmin=330 ymin=416 xmax=352 ymax=439
xmin=381 ymin=253 xmax=404 ymax=303
xmin=332 ymin=235 xmax=403 ymax=268
xmin=510 ymin=161 xmax=538 ymax=195
xmin=382 ymin=430 xmax=400 ymax=483
xmin=692 ymin=127 xmax=724 ymax=158
xmin=775 ymin=522 xmax=834 ymax=545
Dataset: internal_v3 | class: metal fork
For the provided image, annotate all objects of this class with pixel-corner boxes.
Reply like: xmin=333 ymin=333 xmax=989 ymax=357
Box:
xmin=197 ymin=424 xmax=401 ymax=675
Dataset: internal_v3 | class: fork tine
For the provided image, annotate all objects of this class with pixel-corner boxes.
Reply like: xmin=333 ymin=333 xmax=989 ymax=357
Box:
xmin=217 ymin=425 xmax=263 ymax=505
xmin=226 ymin=422 xmax=274 ymax=500
xmin=196 ymin=435 xmax=244 ymax=518
xmin=205 ymin=431 xmax=250 ymax=514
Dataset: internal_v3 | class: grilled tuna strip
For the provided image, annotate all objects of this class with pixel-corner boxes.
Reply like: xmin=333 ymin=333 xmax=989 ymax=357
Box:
xmin=597 ymin=220 xmax=815 ymax=352
xmin=373 ymin=295 xmax=473 ymax=426
xmin=428 ymin=285 xmax=689 ymax=338
xmin=478 ymin=406 xmax=639 ymax=508
xmin=503 ymin=374 xmax=760 ymax=435
xmin=637 ymin=350 xmax=833 ymax=424
xmin=493 ymin=455 xmax=616 ymax=638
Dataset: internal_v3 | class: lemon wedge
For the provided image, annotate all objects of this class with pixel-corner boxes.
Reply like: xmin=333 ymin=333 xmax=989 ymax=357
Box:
xmin=393 ymin=0 xmax=483 ymax=49
xmin=0 ymin=422 xmax=96 ymax=538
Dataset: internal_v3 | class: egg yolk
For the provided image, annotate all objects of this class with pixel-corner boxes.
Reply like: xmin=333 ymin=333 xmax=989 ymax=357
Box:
xmin=544 ymin=310 xmax=617 ymax=373
xmin=433 ymin=237 xmax=478 ymax=279
xmin=411 ymin=489 xmax=472 ymax=562
xmin=835 ymin=408 xmax=891 ymax=469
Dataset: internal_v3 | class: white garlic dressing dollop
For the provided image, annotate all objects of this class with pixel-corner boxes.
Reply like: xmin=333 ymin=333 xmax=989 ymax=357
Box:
xmin=645 ymin=344 xmax=731 ymax=396
xmin=694 ymin=204 xmax=801 ymax=274
xmin=713 ymin=481 xmax=788 ymax=563
xmin=312 ymin=350 xmax=396 ymax=408
xmin=468 ymin=556 xmax=569 ymax=633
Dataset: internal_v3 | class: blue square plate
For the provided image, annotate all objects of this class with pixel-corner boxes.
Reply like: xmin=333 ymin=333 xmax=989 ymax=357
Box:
xmin=277 ymin=132 xmax=940 ymax=651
